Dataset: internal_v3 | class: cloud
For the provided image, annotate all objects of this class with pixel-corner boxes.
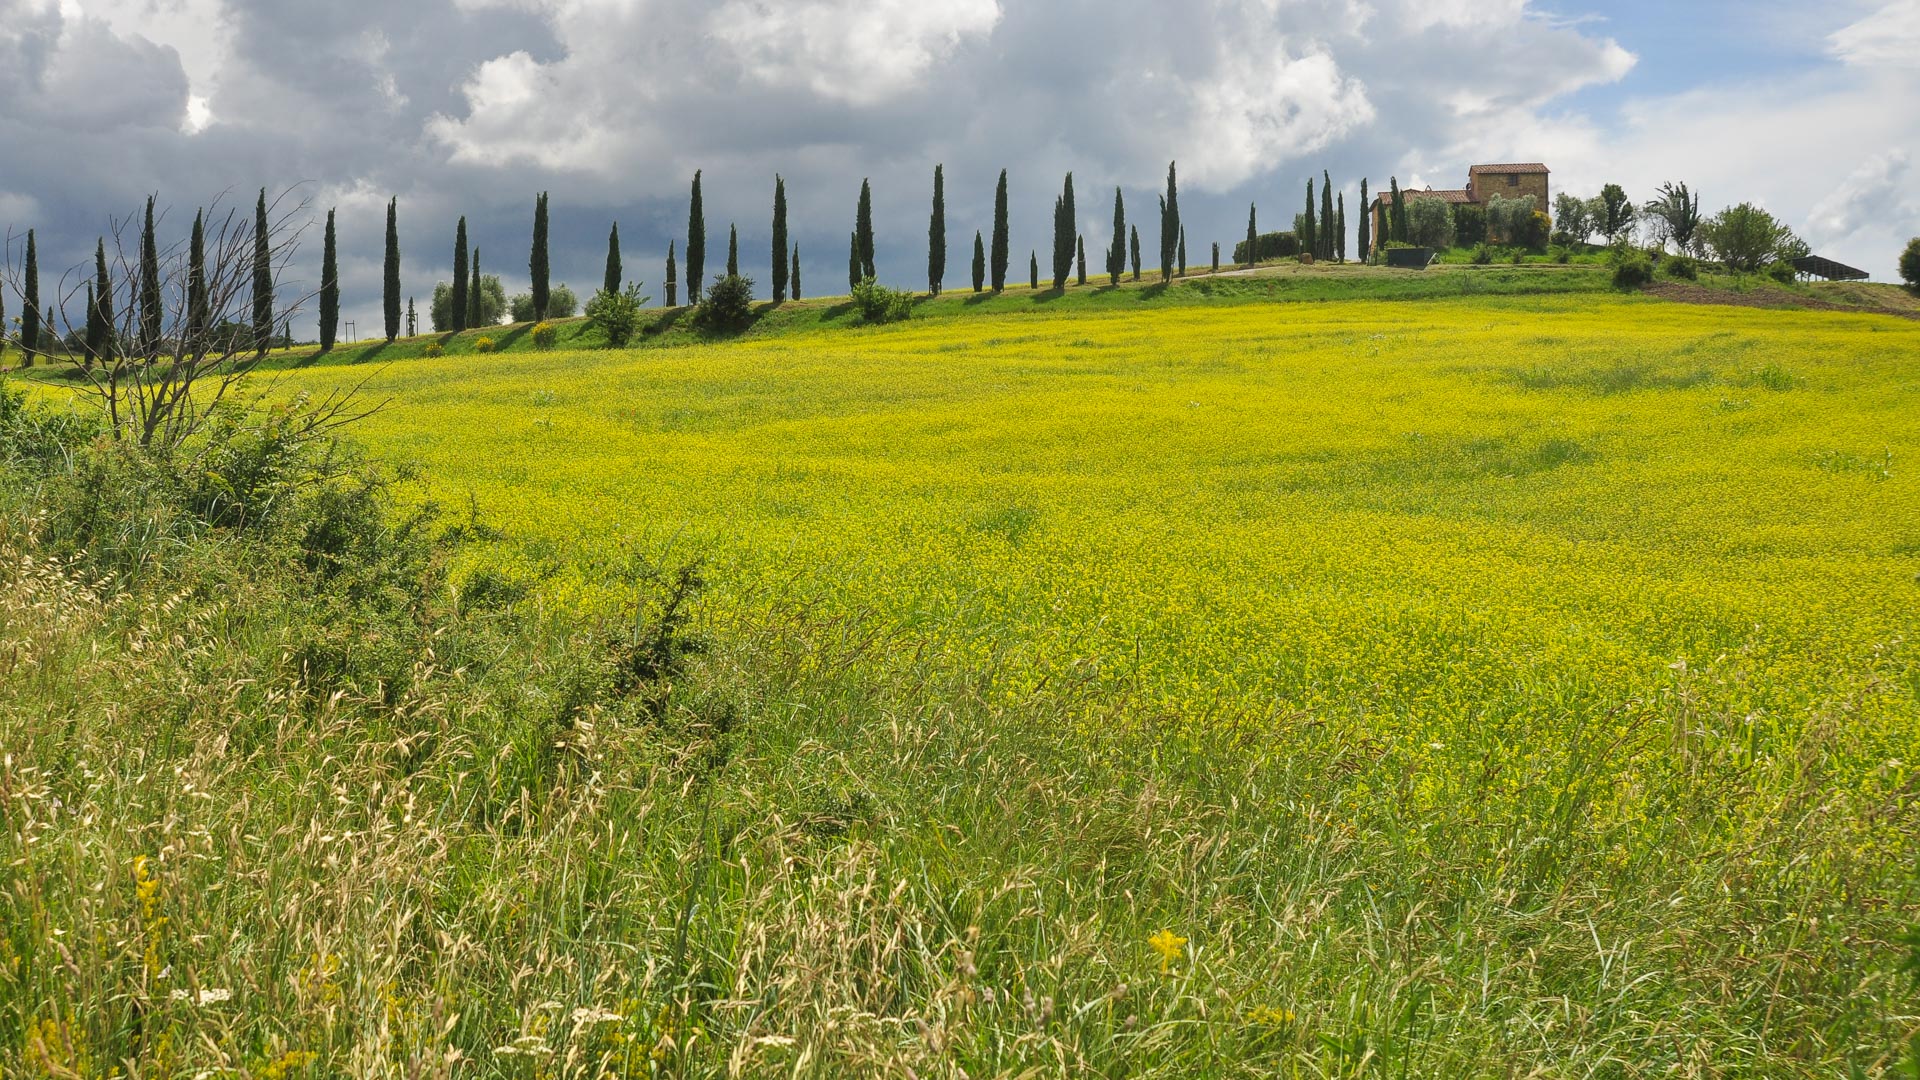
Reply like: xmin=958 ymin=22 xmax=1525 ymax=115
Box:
xmin=1829 ymin=0 xmax=1920 ymax=67
xmin=709 ymin=0 xmax=1003 ymax=101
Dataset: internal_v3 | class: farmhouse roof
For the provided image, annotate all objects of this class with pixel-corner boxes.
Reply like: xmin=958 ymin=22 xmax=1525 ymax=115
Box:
xmin=1407 ymin=188 xmax=1474 ymax=204
xmin=1468 ymin=163 xmax=1550 ymax=175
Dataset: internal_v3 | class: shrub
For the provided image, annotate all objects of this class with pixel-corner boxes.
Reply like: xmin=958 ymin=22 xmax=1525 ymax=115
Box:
xmin=1231 ymin=231 xmax=1299 ymax=264
xmin=424 ymin=343 xmax=444 ymax=358
xmin=1663 ymin=255 xmax=1699 ymax=281
xmin=1700 ymin=203 xmax=1799 ymax=272
xmin=1553 ymin=247 xmax=1572 ymax=264
xmin=1902 ymin=237 xmax=1920 ymax=295
xmin=1511 ymin=248 xmax=1528 ymax=265
xmin=584 ymin=284 xmax=649 ymax=348
xmin=531 ymin=321 xmax=558 ymax=349
xmin=1766 ymin=258 xmax=1798 ymax=285
xmin=693 ymin=274 xmax=754 ymax=332
xmin=1406 ymin=197 xmax=1456 ymax=250
xmin=1612 ymin=257 xmax=1654 ymax=290
xmin=849 ymin=278 xmax=913 ymax=324
xmin=474 ymin=337 xmax=496 ymax=354
xmin=1470 ymin=244 xmax=1495 ymax=265
xmin=510 ymin=284 xmax=579 ymax=323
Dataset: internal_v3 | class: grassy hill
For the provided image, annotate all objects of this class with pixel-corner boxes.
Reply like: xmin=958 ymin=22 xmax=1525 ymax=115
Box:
xmin=4 ymin=279 xmax=1919 ymax=1074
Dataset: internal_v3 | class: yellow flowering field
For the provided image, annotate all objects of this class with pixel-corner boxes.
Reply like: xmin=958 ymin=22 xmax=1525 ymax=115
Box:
xmin=8 ymin=289 xmax=1920 ymax=1074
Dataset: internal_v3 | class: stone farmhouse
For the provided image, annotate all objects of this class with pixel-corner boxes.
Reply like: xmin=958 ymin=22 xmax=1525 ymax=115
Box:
xmin=1370 ymin=163 xmax=1550 ymax=243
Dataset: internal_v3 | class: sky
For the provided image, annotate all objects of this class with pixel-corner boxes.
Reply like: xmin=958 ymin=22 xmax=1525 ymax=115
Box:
xmin=2 ymin=0 xmax=1916 ymax=338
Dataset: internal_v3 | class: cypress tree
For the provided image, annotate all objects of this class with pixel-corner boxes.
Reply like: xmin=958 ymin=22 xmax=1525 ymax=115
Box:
xmin=1358 ymin=179 xmax=1371 ymax=262
xmin=1052 ymin=172 xmax=1075 ymax=290
xmin=687 ymin=171 xmax=706 ymax=304
xmin=253 ymin=188 xmax=273 ymax=355
xmin=848 ymin=231 xmax=860 ymax=291
xmin=1130 ymin=225 xmax=1141 ymax=281
xmin=855 ymin=178 xmax=875 ymax=281
xmin=187 ymin=211 xmax=208 ymax=346
xmin=1108 ymin=187 xmax=1125 ymax=286
xmin=1211 ymin=241 xmax=1220 ymax=275
xmin=1161 ymin=162 xmax=1180 ymax=282
xmin=1076 ymin=235 xmax=1087 ymax=286
xmin=467 ymin=248 xmax=481 ymax=330
xmin=20 ymin=229 xmax=38 ymax=363
xmin=531 ymin=191 xmax=550 ymax=320
xmin=772 ymin=176 xmax=789 ymax=301
xmin=1029 ymin=250 xmax=1038 ymax=291
xmin=451 ymin=217 xmax=470 ymax=333
xmin=990 ymin=169 xmax=1010 ymax=291
xmin=727 ymin=224 xmax=739 ymax=278
xmin=93 ymin=238 xmax=114 ymax=362
xmin=604 ymin=222 xmax=622 ymax=296
xmin=791 ymin=243 xmax=801 ymax=301
xmin=140 ymin=196 xmax=162 ymax=357
xmin=1336 ymin=194 xmax=1346 ymax=262
xmin=1321 ymin=171 xmax=1335 ymax=261
xmin=1246 ymin=204 xmax=1257 ymax=268
xmin=383 ymin=198 xmax=401 ymax=342
xmin=1178 ymin=227 xmax=1187 ymax=277
xmin=82 ymin=284 xmax=96 ymax=363
xmin=666 ymin=242 xmax=678 ymax=307
xmin=972 ymin=230 xmax=985 ymax=293
xmin=1389 ymin=177 xmax=1406 ymax=244
xmin=1303 ymin=178 xmax=1318 ymax=261
xmin=927 ymin=164 xmax=945 ymax=296
xmin=320 ymin=209 xmax=339 ymax=350
xmin=407 ymin=297 xmax=417 ymax=338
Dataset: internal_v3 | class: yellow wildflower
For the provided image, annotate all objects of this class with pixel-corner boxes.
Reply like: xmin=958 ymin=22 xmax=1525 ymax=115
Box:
xmin=1147 ymin=929 xmax=1187 ymax=972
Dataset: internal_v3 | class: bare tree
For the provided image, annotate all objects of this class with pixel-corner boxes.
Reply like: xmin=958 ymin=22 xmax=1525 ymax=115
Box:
xmin=3 ymin=189 xmax=378 ymax=452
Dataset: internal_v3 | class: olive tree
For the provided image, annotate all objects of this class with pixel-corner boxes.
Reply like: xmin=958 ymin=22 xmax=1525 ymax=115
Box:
xmin=1700 ymin=203 xmax=1803 ymax=272
xmin=1405 ymin=196 xmax=1456 ymax=250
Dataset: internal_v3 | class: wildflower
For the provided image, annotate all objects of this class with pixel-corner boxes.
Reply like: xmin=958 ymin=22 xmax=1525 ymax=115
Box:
xmin=571 ymin=1006 xmax=623 ymax=1025
xmin=1148 ymin=929 xmax=1187 ymax=972
xmin=168 ymin=988 xmax=232 ymax=1005
xmin=1248 ymin=1005 xmax=1297 ymax=1025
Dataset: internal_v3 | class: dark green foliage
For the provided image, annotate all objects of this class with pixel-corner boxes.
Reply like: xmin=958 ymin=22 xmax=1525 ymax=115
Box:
xmin=1076 ymin=235 xmax=1087 ymax=286
xmin=1389 ymin=177 xmax=1406 ymax=244
xmin=694 ymin=274 xmax=754 ymax=332
xmin=431 ymin=275 xmax=505 ymax=331
xmin=406 ymin=297 xmax=417 ymax=337
xmin=927 ymin=165 xmax=944 ymax=296
xmin=1598 ymin=183 xmax=1635 ymax=243
xmin=320 ymin=210 xmax=339 ymax=351
xmin=509 ymin=284 xmax=578 ymax=322
xmin=1233 ymin=231 xmax=1300 ymax=264
xmin=1357 ymin=179 xmax=1371 ymax=263
xmin=1303 ymin=178 xmax=1318 ymax=261
xmin=791 ymin=243 xmax=801 ymax=301
xmin=1030 ymin=250 xmax=1038 ymax=290
xmin=383 ymin=198 xmax=400 ymax=342
xmin=1612 ymin=256 xmax=1654 ymax=290
xmin=91 ymin=239 xmax=114 ymax=362
xmin=1177 ymin=227 xmax=1186 ymax=277
xmin=604 ymin=221 xmax=622 ymax=296
xmin=1211 ymin=242 xmax=1219 ymax=275
xmin=21 ymin=230 xmax=39 ymax=363
xmin=687 ymin=171 xmax=706 ymax=305
xmin=666 ymin=241 xmax=678 ymax=307
xmin=772 ymin=176 xmax=789 ymax=302
xmin=1646 ymin=182 xmax=1702 ymax=254
xmin=187 ymin=212 xmax=209 ymax=345
xmin=850 ymin=278 xmax=912 ymax=324
xmin=1130 ymin=226 xmax=1141 ymax=281
xmin=1052 ymin=172 xmax=1075 ymax=290
xmin=972 ymin=231 xmax=986 ymax=293
xmin=727 ymin=223 xmax=739 ymax=278
xmin=1766 ymin=258 xmax=1797 ymax=285
xmin=1336 ymin=194 xmax=1346 ymax=262
xmin=1245 ymin=204 xmax=1257 ymax=269
xmin=468 ymin=248 xmax=482 ymax=329
xmin=140 ymin=196 xmax=163 ymax=357
xmin=1454 ymin=204 xmax=1488 ymax=248
xmin=253 ymin=189 xmax=273 ymax=356
xmin=1320 ymin=171 xmax=1335 ymax=261
xmin=848 ymin=231 xmax=861 ymax=292
xmin=856 ymin=178 xmax=875 ymax=281
xmin=531 ymin=192 xmax=550 ymax=320
xmin=1663 ymin=255 xmax=1699 ymax=280
xmin=1160 ymin=162 xmax=1179 ymax=282
xmin=1901 ymin=237 xmax=1920 ymax=295
xmin=1108 ymin=187 xmax=1125 ymax=287
xmin=585 ymin=283 xmax=650 ymax=347
xmin=452 ymin=217 xmax=470 ymax=333
xmin=991 ymin=169 xmax=1010 ymax=291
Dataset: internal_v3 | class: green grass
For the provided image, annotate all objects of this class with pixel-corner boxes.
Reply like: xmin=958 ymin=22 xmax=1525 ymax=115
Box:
xmin=4 ymin=286 xmax=1920 ymax=1075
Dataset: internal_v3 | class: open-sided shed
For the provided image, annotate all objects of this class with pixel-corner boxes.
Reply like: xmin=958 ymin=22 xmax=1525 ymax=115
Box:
xmin=1790 ymin=255 xmax=1870 ymax=281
